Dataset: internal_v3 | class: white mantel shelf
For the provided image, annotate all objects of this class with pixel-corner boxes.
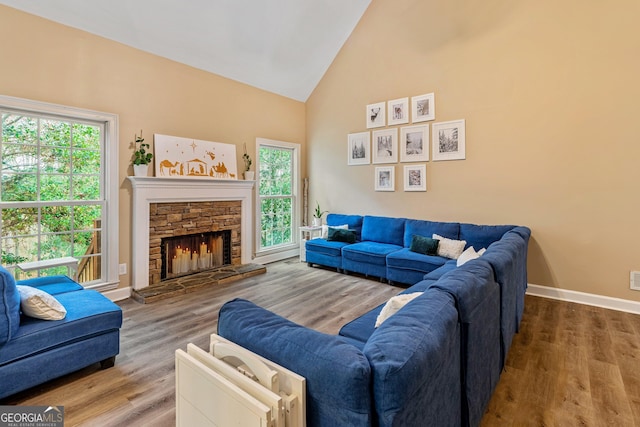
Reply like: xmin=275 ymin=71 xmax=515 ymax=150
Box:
xmin=127 ymin=176 xmax=255 ymax=290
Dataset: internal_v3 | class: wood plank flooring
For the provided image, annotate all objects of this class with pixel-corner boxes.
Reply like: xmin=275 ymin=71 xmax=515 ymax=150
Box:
xmin=3 ymin=258 xmax=640 ymax=426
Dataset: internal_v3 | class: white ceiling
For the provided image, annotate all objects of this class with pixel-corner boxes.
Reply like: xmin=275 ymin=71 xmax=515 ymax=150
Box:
xmin=0 ymin=0 xmax=371 ymax=101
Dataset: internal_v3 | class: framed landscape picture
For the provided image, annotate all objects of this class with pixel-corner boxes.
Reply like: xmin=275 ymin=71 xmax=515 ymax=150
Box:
xmin=432 ymin=119 xmax=466 ymax=161
xmin=400 ymin=125 xmax=429 ymax=162
xmin=375 ymin=166 xmax=395 ymax=192
xmin=404 ymin=164 xmax=426 ymax=191
xmin=372 ymin=128 xmax=398 ymax=164
xmin=366 ymin=101 xmax=386 ymax=128
xmin=388 ymin=97 xmax=409 ymax=125
xmin=411 ymin=93 xmax=435 ymax=123
xmin=347 ymin=131 xmax=370 ymax=165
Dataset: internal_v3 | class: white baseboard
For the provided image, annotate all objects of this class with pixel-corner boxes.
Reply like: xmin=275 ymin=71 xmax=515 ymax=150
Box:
xmin=526 ymin=283 xmax=640 ymax=315
xmin=253 ymin=248 xmax=300 ymax=265
xmin=103 ymin=286 xmax=131 ymax=302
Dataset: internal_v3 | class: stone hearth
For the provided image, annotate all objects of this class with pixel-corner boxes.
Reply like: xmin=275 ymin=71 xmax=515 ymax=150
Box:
xmin=131 ymin=263 xmax=266 ymax=304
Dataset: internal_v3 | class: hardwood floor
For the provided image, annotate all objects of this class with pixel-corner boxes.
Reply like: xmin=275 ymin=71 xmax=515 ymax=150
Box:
xmin=3 ymin=258 xmax=640 ymax=426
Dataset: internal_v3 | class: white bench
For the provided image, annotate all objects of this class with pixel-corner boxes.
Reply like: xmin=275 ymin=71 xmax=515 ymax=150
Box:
xmin=17 ymin=256 xmax=79 ymax=280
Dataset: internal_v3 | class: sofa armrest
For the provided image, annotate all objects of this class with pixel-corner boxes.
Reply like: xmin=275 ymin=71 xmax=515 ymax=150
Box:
xmin=218 ymin=298 xmax=372 ymax=427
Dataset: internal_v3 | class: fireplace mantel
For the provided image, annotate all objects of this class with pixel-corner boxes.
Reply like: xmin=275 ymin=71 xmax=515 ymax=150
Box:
xmin=127 ymin=177 xmax=254 ymax=290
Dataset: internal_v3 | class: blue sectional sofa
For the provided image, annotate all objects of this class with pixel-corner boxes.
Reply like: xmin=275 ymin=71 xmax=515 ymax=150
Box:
xmin=218 ymin=214 xmax=530 ymax=427
xmin=0 ymin=267 xmax=123 ymax=400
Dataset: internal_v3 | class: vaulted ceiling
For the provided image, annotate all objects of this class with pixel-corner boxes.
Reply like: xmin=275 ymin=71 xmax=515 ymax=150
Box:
xmin=0 ymin=0 xmax=371 ymax=101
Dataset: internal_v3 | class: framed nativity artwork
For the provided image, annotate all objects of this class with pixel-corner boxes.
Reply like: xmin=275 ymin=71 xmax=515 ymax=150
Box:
xmin=154 ymin=134 xmax=238 ymax=179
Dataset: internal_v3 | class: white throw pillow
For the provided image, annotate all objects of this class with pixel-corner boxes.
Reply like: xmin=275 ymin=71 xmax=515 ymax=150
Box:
xmin=457 ymin=246 xmax=479 ymax=266
xmin=322 ymin=224 xmax=348 ymax=239
xmin=375 ymin=292 xmax=423 ymax=327
xmin=432 ymin=234 xmax=467 ymax=260
xmin=477 ymin=248 xmax=487 ymax=256
xmin=16 ymin=285 xmax=67 ymax=320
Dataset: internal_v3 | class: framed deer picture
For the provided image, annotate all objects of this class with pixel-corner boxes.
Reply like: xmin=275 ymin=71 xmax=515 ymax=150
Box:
xmin=153 ymin=134 xmax=238 ymax=179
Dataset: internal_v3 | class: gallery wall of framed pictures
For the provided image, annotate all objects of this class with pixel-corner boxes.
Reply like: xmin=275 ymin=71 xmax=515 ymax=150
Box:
xmin=349 ymin=92 xmax=466 ymax=192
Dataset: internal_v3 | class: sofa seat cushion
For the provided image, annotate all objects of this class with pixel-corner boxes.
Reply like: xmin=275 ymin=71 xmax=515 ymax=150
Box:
xmin=338 ymin=281 xmax=440 ymax=343
xmin=403 ymin=219 xmax=460 ymax=247
xmin=342 ymin=242 xmax=403 ymax=265
xmin=306 ymin=238 xmax=351 ymax=257
xmin=16 ymin=275 xmax=83 ymax=296
xmin=339 ymin=302 xmax=385 ymax=343
xmin=218 ymin=298 xmax=373 ymax=427
xmin=460 ymin=223 xmax=515 ymax=250
xmin=0 ymin=290 xmax=122 ymax=366
xmin=423 ymin=260 xmax=457 ymax=280
xmin=386 ymin=248 xmax=449 ymax=272
xmin=405 ymin=279 xmax=438 ymax=293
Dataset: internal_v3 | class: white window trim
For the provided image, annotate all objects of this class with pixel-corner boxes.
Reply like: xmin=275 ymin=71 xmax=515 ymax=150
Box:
xmin=253 ymin=137 xmax=300 ymax=264
xmin=0 ymin=95 xmax=119 ymax=291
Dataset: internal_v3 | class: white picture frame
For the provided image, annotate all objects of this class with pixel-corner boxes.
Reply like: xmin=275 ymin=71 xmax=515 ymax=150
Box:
xmin=411 ymin=93 xmax=435 ymax=123
xmin=366 ymin=101 xmax=386 ymax=128
xmin=388 ymin=97 xmax=409 ymax=125
xmin=432 ymin=119 xmax=466 ymax=161
xmin=404 ymin=164 xmax=427 ymax=192
xmin=372 ymin=128 xmax=398 ymax=164
xmin=400 ymin=125 xmax=429 ymax=162
xmin=347 ymin=131 xmax=370 ymax=165
xmin=375 ymin=166 xmax=395 ymax=192
xmin=154 ymin=134 xmax=238 ymax=179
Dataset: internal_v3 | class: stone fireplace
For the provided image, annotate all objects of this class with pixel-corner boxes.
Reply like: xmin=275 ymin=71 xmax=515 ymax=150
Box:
xmin=150 ymin=202 xmax=237 ymax=285
xmin=128 ymin=177 xmax=254 ymax=290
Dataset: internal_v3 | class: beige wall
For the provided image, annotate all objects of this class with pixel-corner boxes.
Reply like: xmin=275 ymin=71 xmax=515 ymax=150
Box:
xmin=307 ymin=0 xmax=640 ymax=301
xmin=0 ymin=5 xmax=306 ymax=289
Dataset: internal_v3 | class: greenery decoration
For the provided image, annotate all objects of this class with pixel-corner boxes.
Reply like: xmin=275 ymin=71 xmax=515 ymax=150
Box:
xmin=314 ymin=201 xmax=328 ymax=219
xmin=131 ymin=130 xmax=153 ymax=165
xmin=243 ymin=143 xmax=252 ymax=172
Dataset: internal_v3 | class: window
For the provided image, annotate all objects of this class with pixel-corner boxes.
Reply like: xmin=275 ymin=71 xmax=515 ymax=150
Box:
xmin=0 ymin=96 xmax=118 ymax=290
xmin=255 ymin=138 xmax=299 ymax=262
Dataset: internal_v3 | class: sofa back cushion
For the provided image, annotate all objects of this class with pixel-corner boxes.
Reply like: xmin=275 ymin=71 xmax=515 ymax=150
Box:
xmin=459 ymin=223 xmax=515 ymax=250
xmin=364 ymin=289 xmax=461 ymax=427
xmin=327 ymin=214 xmax=363 ymax=241
xmin=0 ymin=266 xmax=21 ymax=346
xmin=403 ymin=219 xmax=460 ymax=247
xmin=218 ymin=298 xmax=373 ymax=427
xmin=361 ymin=215 xmax=405 ymax=246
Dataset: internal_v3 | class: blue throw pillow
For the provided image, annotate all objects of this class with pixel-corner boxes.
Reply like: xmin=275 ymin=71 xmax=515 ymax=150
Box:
xmin=409 ymin=235 xmax=439 ymax=256
xmin=328 ymin=228 xmax=357 ymax=243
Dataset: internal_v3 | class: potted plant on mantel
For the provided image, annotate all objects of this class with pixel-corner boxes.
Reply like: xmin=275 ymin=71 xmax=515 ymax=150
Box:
xmin=242 ymin=143 xmax=254 ymax=180
xmin=313 ymin=201 xmax=328 ymax=226
xmin=131 ymin=130 xmax=153 ymax=177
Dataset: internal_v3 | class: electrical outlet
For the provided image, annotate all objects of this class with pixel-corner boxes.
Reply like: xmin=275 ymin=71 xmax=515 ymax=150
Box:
xmin=631 ymin=271 xmax=640 ymax=291
xmin=119 ymin=263 xmax=127 ymax=275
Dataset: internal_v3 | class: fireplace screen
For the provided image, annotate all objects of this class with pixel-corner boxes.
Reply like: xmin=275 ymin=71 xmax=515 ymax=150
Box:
xmin=161 ymin=230 xmax=231 ymax=280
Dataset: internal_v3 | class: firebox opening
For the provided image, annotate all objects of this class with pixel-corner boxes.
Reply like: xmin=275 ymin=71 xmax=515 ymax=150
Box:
xmin=160 ymin=230 xmax=231 ymax=280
